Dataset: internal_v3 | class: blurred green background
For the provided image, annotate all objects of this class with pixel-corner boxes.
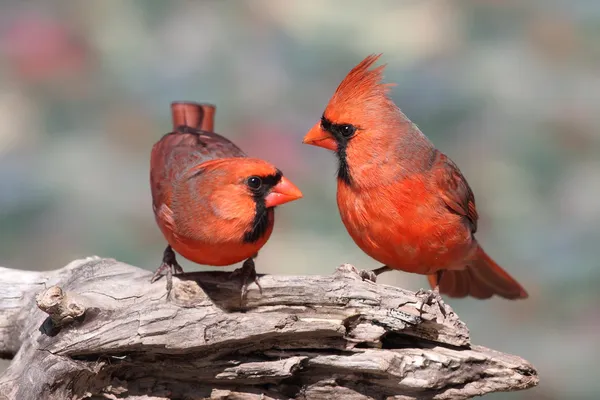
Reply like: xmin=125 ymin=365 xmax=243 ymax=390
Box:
xmin=0 ymin=0 xmax=598 ymax=398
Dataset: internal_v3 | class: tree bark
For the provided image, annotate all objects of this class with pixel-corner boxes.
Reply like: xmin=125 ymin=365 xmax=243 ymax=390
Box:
xmin=0 ymin=256 xmax=538 ymax=400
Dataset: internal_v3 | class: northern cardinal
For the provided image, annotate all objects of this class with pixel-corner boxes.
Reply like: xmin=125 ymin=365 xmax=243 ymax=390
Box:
xmin=150 ymin=101 xmax=302 ymax=298
xmin=302 ymin=55 xmax=527 ymax=301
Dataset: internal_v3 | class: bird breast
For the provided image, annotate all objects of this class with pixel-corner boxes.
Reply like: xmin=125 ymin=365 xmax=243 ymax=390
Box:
xmin=336 ymin=176 xmax=473 ymax=274
xmin=156 ymin=202 xmax=274 ymax=266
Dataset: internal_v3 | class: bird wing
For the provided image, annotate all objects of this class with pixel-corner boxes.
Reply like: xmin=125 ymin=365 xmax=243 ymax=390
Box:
xmin=154 ymin=128 xmax=246 ymax=168
xmin=150 ymin=129 xmax=246 ymax=210
xmin=432 ymin=151 xmax=479 ymax=233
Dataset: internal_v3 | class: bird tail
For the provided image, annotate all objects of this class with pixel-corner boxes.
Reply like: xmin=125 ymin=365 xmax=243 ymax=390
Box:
xmin=427 ymin=245 xmax=528 ymax=300
xmin=170 ymin=102 xmax=216 ymax=132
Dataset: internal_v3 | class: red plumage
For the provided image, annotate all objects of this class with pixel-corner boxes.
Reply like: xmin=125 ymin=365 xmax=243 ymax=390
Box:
xmin=303 ymin=55 xmax=527 ymax=300
xmin=150 ymin=102 xmax=302 ymax=297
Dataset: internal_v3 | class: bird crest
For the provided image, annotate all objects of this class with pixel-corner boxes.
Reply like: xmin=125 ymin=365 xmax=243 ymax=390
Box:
xmin=327 ymin=54 xmax=395 ymax=114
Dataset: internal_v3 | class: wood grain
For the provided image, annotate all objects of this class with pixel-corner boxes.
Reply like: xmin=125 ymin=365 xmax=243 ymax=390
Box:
xmin=0 ymin=257 xmax=538 ymax=399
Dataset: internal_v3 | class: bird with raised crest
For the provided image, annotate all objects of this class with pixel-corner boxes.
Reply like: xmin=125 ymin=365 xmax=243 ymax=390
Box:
xmin=303 ymin=55 xmax=528 ymax=305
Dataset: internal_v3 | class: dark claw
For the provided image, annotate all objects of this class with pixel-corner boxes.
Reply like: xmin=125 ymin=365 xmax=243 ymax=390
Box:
xmin=359 ymin=269 xmax=377 ymax=282
xmin=150 ymin=246 xmax=184 ymax=297
xmin=414 ymin=270 xmax=448 ymax=318
xmin=415 ymin=286 xmax=447 ymax=318
xmin=358 ymin=265 xmax=392 ymax=283
xmin=231 ymin=256 xmax=262 ymax=302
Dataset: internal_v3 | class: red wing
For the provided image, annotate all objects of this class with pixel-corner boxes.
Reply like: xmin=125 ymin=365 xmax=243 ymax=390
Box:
xmin=150 ymin=129 xmax=246 ymax=210
xmin=432 ymin=152 xmax=479 ymax=233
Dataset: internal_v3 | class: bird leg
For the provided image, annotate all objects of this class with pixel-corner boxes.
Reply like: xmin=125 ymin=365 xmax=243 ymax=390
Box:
xmin=415 ymin=270 xmax=447 ymax=318
xmin=359 ymin=265 xmax=392 ymax=282
xmin=230 ymin=253 xmax=263 ymax=302
xmin=150 ymin=245 xmax=184 ymax=297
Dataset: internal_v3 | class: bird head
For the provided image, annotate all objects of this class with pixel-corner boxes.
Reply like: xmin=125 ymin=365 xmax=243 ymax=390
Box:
xmin=188 ymin=157 xmax=302 ymax=208
xmin=302 ymin=54 xmax=401 ymax=186
xmin=181 ymin=158 xmax=303 ymax=243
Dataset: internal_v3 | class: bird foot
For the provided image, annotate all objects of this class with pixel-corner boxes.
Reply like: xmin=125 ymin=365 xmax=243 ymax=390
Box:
xmin=415 ymin=287 xmax=447 ymax=318
xmin=230 ymin=257 xmax=263 ymax=302
xmin=358 ymin=265 xmax=392 ymax=283
xmin=359 ymin=269 xmax=378 ymax=282
xmin=150 ymin=246 xmax=185 ymax=298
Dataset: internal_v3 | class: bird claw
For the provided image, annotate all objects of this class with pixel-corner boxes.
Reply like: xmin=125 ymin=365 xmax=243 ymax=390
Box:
xmin=359 ymin=269 xmax=378 ymax=282
xmin=231 ymin=257 xmax=263 ymax=302
xmin=358 ymin=265 xmax=392 ymax=283
xmin=150 ymin=246 xmax=184 ymax=298
xmin=415 ymin=287 xmax=447 ymax=319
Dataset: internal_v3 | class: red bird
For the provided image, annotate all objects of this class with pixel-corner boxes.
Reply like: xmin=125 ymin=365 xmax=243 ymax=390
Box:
xmin=150 ymin=101 xmax=302 ymax=298
xmin=303 ymin=55 xmax=528 ymax=301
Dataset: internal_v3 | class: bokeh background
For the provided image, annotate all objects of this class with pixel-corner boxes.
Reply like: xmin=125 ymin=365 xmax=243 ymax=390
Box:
xmin=0 ymin=0 xmax=598 ymax=398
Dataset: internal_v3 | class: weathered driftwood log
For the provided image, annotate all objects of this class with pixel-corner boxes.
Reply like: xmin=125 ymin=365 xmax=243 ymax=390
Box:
xmin=0 ymin=256 xmax=538 ymax=400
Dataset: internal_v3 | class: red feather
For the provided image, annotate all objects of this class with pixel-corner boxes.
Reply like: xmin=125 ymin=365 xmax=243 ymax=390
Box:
xmin=304 ymin=55 xmax=527 ymax=300
xmin=150 ymin=102 xmax=301 ymax=268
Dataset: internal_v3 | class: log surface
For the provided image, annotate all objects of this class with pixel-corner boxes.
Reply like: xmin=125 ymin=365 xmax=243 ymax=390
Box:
xmin=0 ymin=257 xmax=538 ymax=400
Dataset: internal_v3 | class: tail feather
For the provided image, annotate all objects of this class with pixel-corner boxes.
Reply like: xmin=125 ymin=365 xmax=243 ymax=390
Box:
xmin=170 ymin=102 xmax=216 ymax=132
xmin=428 ymin=245 xmax=528 ymax=300
xmin=466 ymin=267 xmax=495 ymax=299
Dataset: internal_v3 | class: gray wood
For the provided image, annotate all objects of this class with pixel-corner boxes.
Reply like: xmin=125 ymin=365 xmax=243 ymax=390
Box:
xmin=0 ymin=256 xmax=538 ymax=399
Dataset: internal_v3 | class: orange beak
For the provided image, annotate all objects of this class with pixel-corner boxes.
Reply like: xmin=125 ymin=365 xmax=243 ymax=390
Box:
xmin=302 ymin=123 xmax=338 ymax=151
xmin=264 ymin=176 xmax=303 ymax=208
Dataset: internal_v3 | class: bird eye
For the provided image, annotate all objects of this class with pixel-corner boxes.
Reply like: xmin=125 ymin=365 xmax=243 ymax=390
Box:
xmin=340 ymin=124 xmax=356 ymax=137
xmin=247 ymin=176 xmax=263 ymax=190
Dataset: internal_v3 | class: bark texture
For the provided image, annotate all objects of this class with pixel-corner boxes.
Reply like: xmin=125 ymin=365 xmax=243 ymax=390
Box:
xmin=0 ymin=256 xmax=538 ymax=400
